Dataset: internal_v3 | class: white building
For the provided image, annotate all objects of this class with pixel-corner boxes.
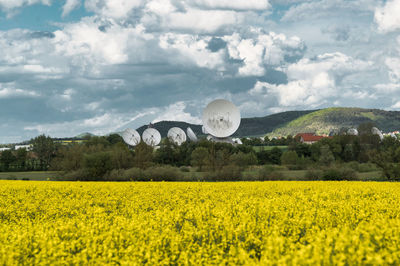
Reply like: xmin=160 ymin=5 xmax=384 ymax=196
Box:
xmin=15 ymin=144 xmax=32 ymax=151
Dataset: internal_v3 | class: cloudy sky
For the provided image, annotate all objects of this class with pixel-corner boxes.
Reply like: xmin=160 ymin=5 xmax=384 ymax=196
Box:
xmin=0 ymin=0 xmax=400 ymax=143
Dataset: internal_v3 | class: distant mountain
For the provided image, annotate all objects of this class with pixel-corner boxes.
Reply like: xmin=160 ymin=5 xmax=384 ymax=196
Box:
xmin=74 ymin=132 xmax=95 ymax=139
xmin=136 ymin=121 xmax=203 ymax=137
xmin=269 ymin=107 xmax=400 ymax=136
xmin=233 ymin=110 xmax=316 ymax=137
xmin=73 ymin=107 xmax=400 ymax=140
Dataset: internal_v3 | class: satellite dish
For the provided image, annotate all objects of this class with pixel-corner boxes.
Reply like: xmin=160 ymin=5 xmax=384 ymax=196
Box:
xmin=202 ymin=99 xmax=241 ymax=138
xmin=122 ymin=128 xmax=141 ymax=146
xmin=389 ymin=132 xmax=397 ymax=139
xmin=371 ymin=127 xmax=383 ymax=140
xmin=232 ymin=138 xmax=243 ymax=145
xmin=347 ymin=128 xmax=358 ymax=136
xmin=206 ymin=135 xmax=214 ymax=141
xmin=202 ymin=125 xmax=208 ymax=134
xmin=142 ymin=128 xmax=161 ymax=146
xmin=187 ymin=127 xmax=198 ymax=142
xmin=167 ymin=127 xmax=187 ymax=145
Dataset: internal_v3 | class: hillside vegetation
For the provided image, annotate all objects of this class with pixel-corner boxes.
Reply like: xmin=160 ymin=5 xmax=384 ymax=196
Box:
xmin=269 ymin=107 xmax=400 ymax=136
xmin=134 ymin=107 xmax=400 ymax=138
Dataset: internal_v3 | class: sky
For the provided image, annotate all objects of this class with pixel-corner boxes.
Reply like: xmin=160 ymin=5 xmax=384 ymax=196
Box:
xmin=1 ymin=0 xmax=400 ymax=143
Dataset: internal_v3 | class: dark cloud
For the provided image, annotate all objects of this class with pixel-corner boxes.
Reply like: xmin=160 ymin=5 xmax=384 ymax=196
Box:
xmin=29 ymin=31 xmax=55 ymax=39
xmin=207 ymin=37 xmax=227 ymax=52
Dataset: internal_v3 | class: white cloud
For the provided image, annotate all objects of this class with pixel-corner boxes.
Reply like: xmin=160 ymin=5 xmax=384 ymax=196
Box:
xmin=282 ymin=0 xmax=376 ymax=22
xmin=188 ymin=0 xmax=270 ymax=10
xmin=375 ymin=0 xmax=400 ymax=33
xmin=159 ymin=33 xmax=225 ymax=70
xmin=152 ymin=101 xmax=201 ymax=124
xmin=84 ymin=0 xmax=143 ymax=19
xmin=24 ymin=109 xmax=157 ymax=137
xmin=249 ymin=52 xmax=371 ymax=107
xmin=52 ymin=18 xmax=148 ymax=67
xmin=385 ymin=57 xmax=400 ymax=82
xmin=224 ymin=30 xmax=305 ymax=76
xmin=0 ymin=0 xmax=51 ymax=16
xmin=62 ymin=0 xmax=81 ymax=17
xmin=156 ymin=8 xmax=241 ymax=33
xmin=0 ymin=84 xmax=39 ymax=98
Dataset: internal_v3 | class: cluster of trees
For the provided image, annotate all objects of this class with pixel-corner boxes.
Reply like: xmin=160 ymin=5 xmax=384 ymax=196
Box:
xmin=1 ymin=121 xmax=400 ymax=181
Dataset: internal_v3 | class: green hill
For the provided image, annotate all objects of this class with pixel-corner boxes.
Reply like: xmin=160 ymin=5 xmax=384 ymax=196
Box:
xmin=74 ymin=107 xmax=400 ymax=140
xmin=269 ymin=107 xmax=400 ymax=136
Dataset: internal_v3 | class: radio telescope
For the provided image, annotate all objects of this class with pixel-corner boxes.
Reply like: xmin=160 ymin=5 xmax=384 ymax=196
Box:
xmin=232 ymin=138 xmax=243 ymax=145
xmin=202 ymin=125 xmax=208 ymax=134
xmin=371 ymin=127 xmax=383 ymax=140
xmin=186 ymin=127 xmax=198 ymax=142
xmin=122 ymin=128 xmax=141 ymax=146
xmin=167 ymin=127 xmax=187 ymax=145
xmin=202 ymin=99 xmax=241 ymax=139
xmin=347 ymin=128 xmax=358 ymax=136
xmin=142 ymin=128 xmax=161 ymax=146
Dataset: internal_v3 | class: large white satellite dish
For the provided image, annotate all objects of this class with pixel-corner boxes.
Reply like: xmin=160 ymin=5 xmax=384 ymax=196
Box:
xmin=371 ymin=127 xmax=383 ymax=140
xmin=142 ymin=128 xmax=161 ymax=146
xmin=347 ymin=128 xmax=358 ymax=136
xmin=202 ymin=125 xmax=208 ymax=134
xmin=202 ymin=99 xmax=241 ymax=138
xmin=186 ymin=127 xmax=198 ymax=142
xmin=122 ymin=128 xmax=141 ymax=146
xmin=167 ymin=127 xmax=187 ymax=145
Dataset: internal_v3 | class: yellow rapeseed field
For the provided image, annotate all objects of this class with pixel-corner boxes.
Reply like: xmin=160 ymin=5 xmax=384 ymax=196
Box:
xmin=1 ymin=181 xmax=400 ymax=265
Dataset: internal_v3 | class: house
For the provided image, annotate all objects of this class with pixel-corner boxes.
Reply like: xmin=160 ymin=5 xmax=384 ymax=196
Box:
xmin=295 ymin=133 xmax=330 ymax=144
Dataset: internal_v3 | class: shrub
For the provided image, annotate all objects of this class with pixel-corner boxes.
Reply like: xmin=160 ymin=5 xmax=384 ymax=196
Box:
xmin=180 ymin=166 xmax=190 ymax=172
xmin=321 ymin=167 xmax=358 ymax=181
xmin=304 ymin=169 xmax=323 ymax=180
xmin=218 ymin=164 xmax=242 ymax=181
xmin=143 ymin=166 xmax=184 ymax=181
xmin=83 ymin=152 xmax=113 ymax=180
xmin=258 ymin=165 xmax=284 ymax=181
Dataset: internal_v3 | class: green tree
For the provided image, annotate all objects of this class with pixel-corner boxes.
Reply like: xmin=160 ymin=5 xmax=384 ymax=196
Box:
xmin=319 ymin=145 xmax=335 ymax=166
xmin=133 ymin=142 xmax=154 ymax=169
xmin=281 ymin=150 xmax=299 ymax=166
xmin=83 ymin=152 xmax=113 ymax=180
xmin=110 ymin=142 xmax=134 ymax=169
xmin=0 ymin=150 xmax=16 ymax=171
xmin=16 ymin=148 xmax=28 ymax=170
xmin=31 ymin=135 xmax=57 ymax=170
xmin=190 ymin=147 xmax=209 ymax=171
xmin=269 ymin=147 xmax=283 ymax=165
xmin=230 ymin=152 xmax=257 ymax=170
xmin=106 ymin=134 xmax=124 ymax=145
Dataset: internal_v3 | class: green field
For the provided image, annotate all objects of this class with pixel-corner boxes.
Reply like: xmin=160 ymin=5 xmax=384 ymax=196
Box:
xmin=252 ymin=145 xmax=288 ymax=152
xmin=0 ymin=171 xmax=61 ymax=181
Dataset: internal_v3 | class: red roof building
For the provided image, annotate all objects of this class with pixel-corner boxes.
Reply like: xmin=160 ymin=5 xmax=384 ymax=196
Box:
xmin=295 ymin=133 xmax=330 ymax=144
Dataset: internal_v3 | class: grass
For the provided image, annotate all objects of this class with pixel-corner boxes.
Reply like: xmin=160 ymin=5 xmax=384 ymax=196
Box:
xmin=252 ymin=145 xmax=288 ymax=152
xmin=0 ymin=171 xmax=61 ymax=181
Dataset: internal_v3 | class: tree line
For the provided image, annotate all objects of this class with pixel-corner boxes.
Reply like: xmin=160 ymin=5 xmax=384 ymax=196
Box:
xmin=1 ymin=122 xmax=400 ymax=180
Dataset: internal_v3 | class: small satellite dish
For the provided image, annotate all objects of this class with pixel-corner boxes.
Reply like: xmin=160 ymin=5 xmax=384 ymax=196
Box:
xmin=187 ymin=127 xmax=198 ymax=142
xmin=122 ymin=128 xmax=141 ymax=146
xmin=142 ymin=128 xmax=161 ymax=146
xmin=167 ymin=127 xmax=187 ymax=145
xmin=347 ymin=128 xmax=358 ymax=136
xmin=371 ymin=127 xmax=383 ymax=140
xmin=202 ymin=99 xmax=241 ymax=138
xmin=389 ymin=132 xmax=397 ymax=139
xmin=232 ymin=138 xmax=243 ymax=145
xmin=206 ymin=135 xmax=214 ymax=141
